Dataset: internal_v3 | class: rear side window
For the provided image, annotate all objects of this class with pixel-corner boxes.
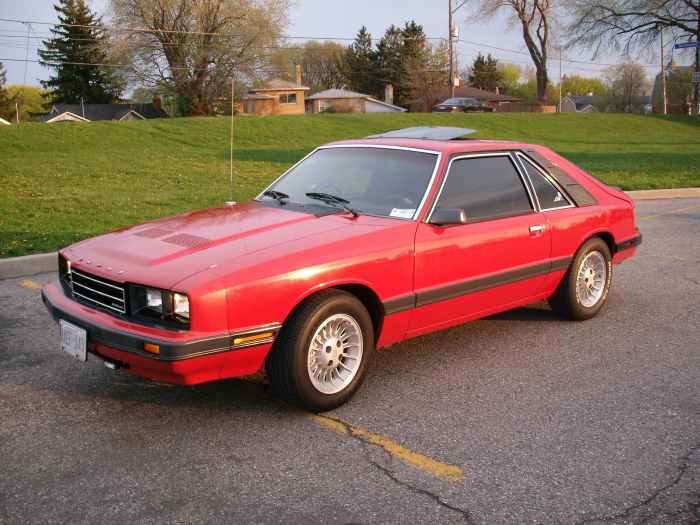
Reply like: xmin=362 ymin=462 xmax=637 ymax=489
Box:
xmin=433 ymin=155 xmax=533 ymax=222
xmin=520 ymin=156 xmax=572 ymax=210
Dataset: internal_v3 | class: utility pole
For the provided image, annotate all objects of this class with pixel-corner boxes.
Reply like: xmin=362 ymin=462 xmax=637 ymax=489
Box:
xmin=21 ymin=22 xmax=32 ymax=85
xmin=558 ymin=44 xmax=563 ymax=112
xmin=694 ymin=29 xmax=700 ymax=116
xmin=448 ymin=0 xmax=467 ymax=97
xmin=659 ymin=25 xmax=667 ymax=116
xmin=448 ymin=0 xmax=454 ymax=97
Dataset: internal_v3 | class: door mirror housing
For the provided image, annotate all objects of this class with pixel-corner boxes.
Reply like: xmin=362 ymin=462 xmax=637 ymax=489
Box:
xmin=429 ymin=208 xmax=468 ymax=226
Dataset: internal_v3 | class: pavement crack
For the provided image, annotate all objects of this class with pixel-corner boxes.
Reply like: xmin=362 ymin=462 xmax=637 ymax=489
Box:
xmin=575 ymin=441 xmax=700 ymax=524
xmin=317 ymin=414 xmax=473 ymax=523
xmin=366 ymin=448 xmax=474 ymax=524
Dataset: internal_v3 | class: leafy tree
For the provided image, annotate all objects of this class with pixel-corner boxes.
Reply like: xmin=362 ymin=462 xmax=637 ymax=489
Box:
xmin=39 ymin=0 xmax=121 ymax=104
xmin=111 ymin=0 xmax=289 ymax=116
xmin=5 ymin=85 xmax=49 ymax=121
xmin=498 ymin=63 xmax=522 ymax=94
xmin=559 ymin=74 xmax=608 ymax=97
xmin=466 ymin=0 xmax=553 ymax=103
xmin=341 ymin=26 xmax=380 ymax=96
xmin=469 ymin=53 xmax=502 ymax=92
xmin=0 ymin=62 xmax=13 ymax=121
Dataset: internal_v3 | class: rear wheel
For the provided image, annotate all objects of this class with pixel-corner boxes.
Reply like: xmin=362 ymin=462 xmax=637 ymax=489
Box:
xmin=265 ymin=290 xmax=374 ymax=412
xmin=549 ymin=237 xmax=612 ymax=320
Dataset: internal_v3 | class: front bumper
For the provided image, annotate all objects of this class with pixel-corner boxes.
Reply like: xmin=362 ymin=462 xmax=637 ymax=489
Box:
xmin=41 ymin=281 xmax=277 ymax=384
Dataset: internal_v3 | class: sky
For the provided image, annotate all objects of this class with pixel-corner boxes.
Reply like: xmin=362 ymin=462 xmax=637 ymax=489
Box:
xmin=0 ymin=0 xmax=692 ymax=87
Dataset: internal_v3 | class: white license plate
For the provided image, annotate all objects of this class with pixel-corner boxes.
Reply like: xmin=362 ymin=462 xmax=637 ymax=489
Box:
xmin=60 ymin=319 xmax=87 ymax=362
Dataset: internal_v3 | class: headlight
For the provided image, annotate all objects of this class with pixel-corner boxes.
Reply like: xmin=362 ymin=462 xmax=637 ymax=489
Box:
xmin=129 ymin=285 xmax=190 ymax=329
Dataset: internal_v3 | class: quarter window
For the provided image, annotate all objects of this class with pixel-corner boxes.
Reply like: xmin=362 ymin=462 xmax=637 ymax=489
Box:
xmin=279 ymin=93 xmax=297 ymax=104
xmin=520 ymin=156 xmax=571 ymax=210
xmin=433 ymin=155 xmax=533 ymax=222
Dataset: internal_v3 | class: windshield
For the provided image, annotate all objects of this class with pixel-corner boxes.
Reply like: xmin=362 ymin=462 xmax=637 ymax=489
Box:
xmin=443 ymin=98 xmax=465 ymax=105
xmin=261 ymin=147 xmax=438 ymax=219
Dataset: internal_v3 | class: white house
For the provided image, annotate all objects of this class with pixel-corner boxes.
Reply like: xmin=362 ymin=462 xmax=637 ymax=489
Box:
xmin=305 ymin=88 xmax=406 ymax=114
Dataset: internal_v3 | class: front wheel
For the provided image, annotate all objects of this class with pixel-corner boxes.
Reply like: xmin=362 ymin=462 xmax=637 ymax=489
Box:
xmin=265 ymin=290 xmax=374 ymax=412
xmin=549 ymin=237 xmax=612 ymax=321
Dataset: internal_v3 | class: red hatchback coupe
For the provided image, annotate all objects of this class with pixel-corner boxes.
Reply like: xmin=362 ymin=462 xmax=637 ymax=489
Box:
xmin=42 ymin=127 xmax=641 ymax=411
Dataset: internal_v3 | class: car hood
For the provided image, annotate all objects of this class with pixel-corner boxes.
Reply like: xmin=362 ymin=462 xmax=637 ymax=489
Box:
xmin=63 ymin=202 xmax=356 ymax=290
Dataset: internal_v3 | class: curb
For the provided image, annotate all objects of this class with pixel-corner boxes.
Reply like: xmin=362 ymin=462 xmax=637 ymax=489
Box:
xmin=0 ymin=252 xmax=57 ymax=280
xmin=1 ymin=188 xmax=699 ymax=280
xmin=626 ymin=187 xmax=700 ymax=200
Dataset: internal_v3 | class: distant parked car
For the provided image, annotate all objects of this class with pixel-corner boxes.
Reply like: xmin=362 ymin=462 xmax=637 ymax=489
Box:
xmin=432 ymin=97 xmax=494 ymax=113
xmin=43 ymin=126 xmax=641 ymax=412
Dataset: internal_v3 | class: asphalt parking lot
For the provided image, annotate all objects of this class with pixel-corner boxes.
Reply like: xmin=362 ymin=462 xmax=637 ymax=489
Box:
xmin=1 ymin=198 xmax=699 ymax=524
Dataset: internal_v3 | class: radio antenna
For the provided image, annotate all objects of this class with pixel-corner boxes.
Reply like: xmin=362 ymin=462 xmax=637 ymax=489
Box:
xmin=225 ymin=76 xmax=236 ymax=207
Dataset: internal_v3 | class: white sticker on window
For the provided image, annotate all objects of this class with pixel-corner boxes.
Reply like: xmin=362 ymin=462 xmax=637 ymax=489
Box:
xmin=390 ymin=208 xmax=416 ymax=219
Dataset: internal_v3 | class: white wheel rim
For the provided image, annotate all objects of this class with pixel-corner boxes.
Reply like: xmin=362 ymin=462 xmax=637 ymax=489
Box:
xmin=576 ymin=250 xmax=607 ymax=308
xmin=307 ymin=313 xmax=363 ymax=395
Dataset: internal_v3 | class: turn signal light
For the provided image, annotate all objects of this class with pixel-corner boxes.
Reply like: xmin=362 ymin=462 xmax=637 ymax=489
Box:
xmin=233 ymin=332 xmax=274 ymax=347
xmin=143 ymin=342 xmax=161 ymax=355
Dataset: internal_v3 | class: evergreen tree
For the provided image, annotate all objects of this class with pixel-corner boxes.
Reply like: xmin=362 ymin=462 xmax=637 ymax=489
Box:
xmin=469 ymin=53 xmax=502 ymax=92
xmin=376 ymin=25 xmax=405 ymax=103
xmin=376 ymin=21 xmax=429 ymax=108
xmin=39 ymin=0 xmax=121 ymax=104
xmin=342 ymin=27 xmax=381 ymax=97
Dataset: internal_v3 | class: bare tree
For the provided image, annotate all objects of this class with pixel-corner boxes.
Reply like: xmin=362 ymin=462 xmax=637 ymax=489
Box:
xmin=467 ymin=0 xmax=553 ymax=103
xmin=566 ymin=0 xmax=699 ymax=113
xmin=270 ymin=41 xmax=347 ymax=92
xmin=109 ymin=0 xmax=289 ymax=115
xmin=603 ymin=62 xmax=649 ymax=111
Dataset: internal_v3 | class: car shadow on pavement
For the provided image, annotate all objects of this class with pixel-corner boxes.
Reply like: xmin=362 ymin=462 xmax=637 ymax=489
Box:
xmin=484 ymin=302 xmax=562 ymax=322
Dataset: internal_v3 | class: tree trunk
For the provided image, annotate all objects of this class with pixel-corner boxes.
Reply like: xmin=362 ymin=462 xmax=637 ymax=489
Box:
xmin=537 ymin=68 xmax=548 ymax=104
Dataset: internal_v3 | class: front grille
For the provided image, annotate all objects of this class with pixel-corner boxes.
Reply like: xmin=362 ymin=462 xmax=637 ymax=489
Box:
xmin=70 ymin=269 xmax=127 ymax=314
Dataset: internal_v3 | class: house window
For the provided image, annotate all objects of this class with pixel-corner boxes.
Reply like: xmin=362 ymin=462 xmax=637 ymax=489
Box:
xmin=279 ymin=93 xmax=297 ymax=104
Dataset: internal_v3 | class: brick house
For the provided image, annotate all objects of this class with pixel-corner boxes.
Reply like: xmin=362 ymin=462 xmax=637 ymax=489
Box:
xmin=243 ymin=73 xmax=309 ymax=116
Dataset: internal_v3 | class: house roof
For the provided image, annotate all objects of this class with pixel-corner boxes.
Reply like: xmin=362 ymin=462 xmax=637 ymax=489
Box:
xmin=307 ymin=88 xmax=406 ymax=111
xmin=251 ymin=79 xmax=310 ymax=91
xmin=307 ymin=89 xmax=366 ymax=100
xmin=439 ymin=86 xmax=521 ymax=102
xmin=45 ymin=103 xmax=168 ymax=122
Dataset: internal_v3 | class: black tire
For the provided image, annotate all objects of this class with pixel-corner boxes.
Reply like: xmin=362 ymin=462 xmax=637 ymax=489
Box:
xmin=265 ymin=289 xmax=374 ymax=412
xmin=549 ymin=237 xmax=613 ymax=321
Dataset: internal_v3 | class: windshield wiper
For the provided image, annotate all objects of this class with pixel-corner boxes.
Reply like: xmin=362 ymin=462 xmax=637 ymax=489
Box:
xmin=305 ymin=192 xmax=359 ymax=217
xmin=262 ymin=190 xmax=290 ymax=204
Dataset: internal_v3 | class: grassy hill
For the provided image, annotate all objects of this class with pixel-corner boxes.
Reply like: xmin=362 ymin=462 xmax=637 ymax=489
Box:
xmin=1 ymin=112 xmax=699 ymax=258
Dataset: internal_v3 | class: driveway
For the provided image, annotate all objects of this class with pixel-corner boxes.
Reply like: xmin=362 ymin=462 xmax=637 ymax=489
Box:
xmin=1 ymin=198 xmax=698 ymax=524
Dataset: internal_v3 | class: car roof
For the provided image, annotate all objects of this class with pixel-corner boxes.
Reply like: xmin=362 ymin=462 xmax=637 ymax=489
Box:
xmin=322 ymin=126 xmax=542 ymax=154
xmin=323 ymin=137 xmax=540 ymax=155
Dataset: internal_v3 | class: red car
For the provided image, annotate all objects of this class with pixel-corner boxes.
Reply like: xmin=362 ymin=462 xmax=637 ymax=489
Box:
xmin=42 ymin=126 xmax=641 ymax=411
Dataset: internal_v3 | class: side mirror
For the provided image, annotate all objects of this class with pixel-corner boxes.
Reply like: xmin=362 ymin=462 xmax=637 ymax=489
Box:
xmin=429 ymin=208 xmax=468 ymax=226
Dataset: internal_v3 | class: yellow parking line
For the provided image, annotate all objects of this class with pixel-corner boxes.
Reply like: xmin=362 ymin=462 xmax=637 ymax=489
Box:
xmin=639 ymin=204 xmax=700 ymax=221
xmin=307 ymin=413 xmax=466 ymax=482
xmin=19 ymin=279 xmax=42 ymax=291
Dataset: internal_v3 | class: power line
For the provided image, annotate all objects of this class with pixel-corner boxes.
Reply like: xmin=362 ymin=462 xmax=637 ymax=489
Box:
xmin=0 ymin=17 xmax=443 ymax=41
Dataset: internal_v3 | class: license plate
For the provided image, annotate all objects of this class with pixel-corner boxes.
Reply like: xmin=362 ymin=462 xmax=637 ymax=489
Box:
xmin=60 ymin=319 xmax=87 ymax=362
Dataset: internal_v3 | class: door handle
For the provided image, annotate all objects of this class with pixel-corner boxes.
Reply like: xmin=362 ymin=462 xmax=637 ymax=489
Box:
xmin=529 ymin=224 xmax=545 ymax=233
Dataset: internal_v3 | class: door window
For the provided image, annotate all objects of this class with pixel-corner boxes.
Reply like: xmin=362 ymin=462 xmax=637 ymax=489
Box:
xmin=432 ymin=155 xmax=533 ymax=222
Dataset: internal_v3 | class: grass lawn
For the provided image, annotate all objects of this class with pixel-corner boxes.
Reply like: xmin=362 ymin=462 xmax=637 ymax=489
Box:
xmin=1 ymin=112 xmax=699 ymax=258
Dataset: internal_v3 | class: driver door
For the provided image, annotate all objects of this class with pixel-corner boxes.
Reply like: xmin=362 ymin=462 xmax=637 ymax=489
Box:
xmin=408 ymin=153 xmax=551 ymax=337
